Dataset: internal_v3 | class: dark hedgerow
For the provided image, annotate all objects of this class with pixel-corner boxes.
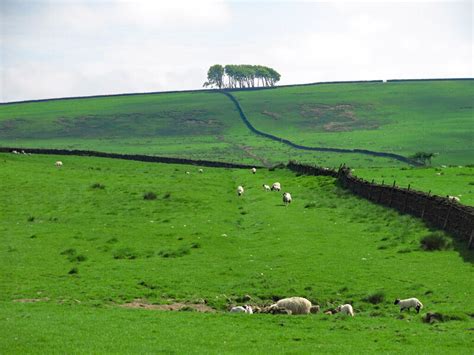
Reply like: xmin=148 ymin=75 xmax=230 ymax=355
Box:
xmin=420 ymin=232 xmax=452 ymax=251
xmin=143 ymin=192 xmax=157 ymax=200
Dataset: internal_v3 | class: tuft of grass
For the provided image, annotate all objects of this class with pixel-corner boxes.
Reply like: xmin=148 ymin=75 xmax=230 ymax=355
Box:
xmin=143 ymin=192 xmax=157 ymax=200
xmin=60 ymin=248 xmax=77 ymax=256
xmin=163 ymin=192 xmax=171 ymax=199
xmin=304 ymin=202 xmax=317 ymax=208
xmin=68 ymin=267 xmax=78 ymax=275
xmin=158 ymin=246 xmax=191 ymax=258
xmin=363 ymin=291 xmax=385 ymax=304
xmin=420 ymin=232 xmax=452 ymax=251
xmin=113 ymin=248 xmax=138 ymax=260
xmin=91 ymin=183 xmax=105 ymax=189
xmin=27 ymin=216 xmax=35 ymax=222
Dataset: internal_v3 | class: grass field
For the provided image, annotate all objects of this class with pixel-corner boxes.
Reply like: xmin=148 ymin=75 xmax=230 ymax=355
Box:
xmin=2 ymin=80 xmax=472 ymax=168
xmin=1 ymin=153 xmax=472 ymax=353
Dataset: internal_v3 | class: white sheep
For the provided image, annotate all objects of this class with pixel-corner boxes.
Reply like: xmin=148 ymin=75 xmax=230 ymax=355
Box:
xmin=336 ymin=304 xmax=354 ymax=316
xmin=282 ymin=192 xmax=292 ymax=205
xmin=271 ymin=297 xmax=319 ymax=315
xmin=198 ymin=168 xmax=203 ymax=173
xmin=12 ymin=150 xmax=18 ymax=154
xmin=262 ymin=184 xmax=271 ymax=191
xmin=230 ymin=305 xmax=253 ymax=314
xmin=394 ymin=298 xmax=423 ymax=313
xmin=237 ymin=186 xmax=244 ymax=196
xmin=271 ymin=182 xmax=281 ymax=191
xmin=251 ymin=167 xmax=257 ymax=174
xmin=55 ymin=161 xmax=63 ymax=168
xmin=448 ymin=195 xmax=460 ymax=203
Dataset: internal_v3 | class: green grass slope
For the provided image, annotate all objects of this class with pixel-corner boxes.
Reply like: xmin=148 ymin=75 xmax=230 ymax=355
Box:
xmin=1 ymin=154 xmax=472 ymax=353
xmin=233 ymin=80 xmax=474 ymax=165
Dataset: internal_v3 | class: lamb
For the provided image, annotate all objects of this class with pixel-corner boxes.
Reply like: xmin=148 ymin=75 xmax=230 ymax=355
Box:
xmin=55 ymin=161 xmax=63 ymax=168
xmin=336 ymin=304 xmax=354 ymax=316
xmin=230 ymin=305 xmax=253 ymax=314
xmin=237 ymin=186 xmax=244 ymax=196
xmin=271 ymin=182 xmax=281 ymax=191
xmin=251 ymin=167 xmax=257 ymax=174
xmin=282 ymin=192 xmax=292 ymax=205
xmin=447 ymin=195 xmax=460 ymax=203
xmin=262 ymin=184 xmax=271 ymax=191
xmin=270 ymin=297 xmax=320 ymax=315
xmin=394 ymin=298 xmax=423 ymax=313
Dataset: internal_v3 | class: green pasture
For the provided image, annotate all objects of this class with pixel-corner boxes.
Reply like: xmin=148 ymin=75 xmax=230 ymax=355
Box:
xmin=233 ymin=80 xmax=474 ymax=166
xmin=0 ymin=154 xmax=472 ymax=353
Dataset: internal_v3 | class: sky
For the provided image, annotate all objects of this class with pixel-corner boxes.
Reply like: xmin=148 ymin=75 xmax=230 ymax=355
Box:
xmin=0 ymin=0 xmax=472 ymax=102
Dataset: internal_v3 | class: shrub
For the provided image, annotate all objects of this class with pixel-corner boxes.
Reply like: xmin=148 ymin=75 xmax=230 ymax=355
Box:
xmin=363 ymin=291 xmax=385 ymax=304
xmin=91 ymin=183 xmax=105 ymax=189
xmin=143 ymin=192 xmax=157 ymax=200
xmin=420 ymin=232 xmax=452 ymax=251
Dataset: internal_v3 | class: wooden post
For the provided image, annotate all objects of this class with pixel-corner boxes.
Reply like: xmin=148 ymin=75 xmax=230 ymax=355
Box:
xmin=443 ymin=205 xmax=452 ymax=229
xmin=389 ymin=182 xmax=396 ymax=207
xmin=468 ymin=230 xmax=474 ymax=250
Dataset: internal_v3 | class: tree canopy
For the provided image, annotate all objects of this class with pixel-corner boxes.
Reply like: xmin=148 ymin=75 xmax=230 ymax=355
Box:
xmin=203 ymin=64 xmax=281 ymax=89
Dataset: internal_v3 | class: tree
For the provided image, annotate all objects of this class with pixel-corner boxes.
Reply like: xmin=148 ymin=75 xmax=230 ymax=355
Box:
xmin=203 ymin=64 xmax=224 ymax=89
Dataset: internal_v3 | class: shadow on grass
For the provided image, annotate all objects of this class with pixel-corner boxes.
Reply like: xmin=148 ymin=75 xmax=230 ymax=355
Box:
xmin=452 ymin=239 xmax=474 ymax=264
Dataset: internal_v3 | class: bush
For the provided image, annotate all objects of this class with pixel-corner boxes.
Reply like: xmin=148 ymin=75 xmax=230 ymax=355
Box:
xmin=363 ymin=291 xmax=385 ymax=304
xmin=143 ymin=192 xmax=157 ymax=200
xmin=420 ymin=232 xmax=452 ymax=251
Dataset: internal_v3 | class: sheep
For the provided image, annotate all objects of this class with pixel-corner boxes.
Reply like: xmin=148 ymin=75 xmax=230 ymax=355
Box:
xmin=237 ymin=186 xmax=244 ymax=196
xmin=251 ymin=167 xmax=257 ymax=174
xmin=271 ymin=182 xmax=281 ymax=191
xmin=282 ymin=192 xmax=292 ymax=205
xmin=185 ymin=171 xmax=190 ymax=175
xmin=262 ymin=184 xmax=271 ymax=191
xmin=394 ymin=298 xmax=423 ymax=313
xmin=198 ymin=168 xmax=203 ymax=173
xmin=230 ymin=305 xmax=253 ymax=314
xmin=447 ymin=195 xmax=460 ymax=203
xmin=271 ymin=297 xmax=320 ymax=315
xmin=55 ymin=161 xmax=63 ymax=168
xmin=11 ymin=150 xmax=18 ymax=154
xmin=336 ymin=304 xmax=354 ymax=316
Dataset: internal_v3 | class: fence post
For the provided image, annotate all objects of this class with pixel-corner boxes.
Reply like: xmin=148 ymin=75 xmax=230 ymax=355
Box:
xmin=421 ymin=191 xmax=431 ymax=219
xmin=443 ymin=204 xmax=452 ymax=229
xmin=389 ymin=181 xmax=396 ymax=207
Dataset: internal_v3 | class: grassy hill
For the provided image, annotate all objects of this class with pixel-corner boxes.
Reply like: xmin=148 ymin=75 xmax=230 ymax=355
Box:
xmin=1 ymin=80 xmax=472 ymax=168
xmin=0 ymin=154 xmax=472 ymax=353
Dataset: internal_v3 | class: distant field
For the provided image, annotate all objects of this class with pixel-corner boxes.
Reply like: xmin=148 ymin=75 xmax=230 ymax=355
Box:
xmin=4 ymin=80 xmax=473 ymax=168
xmin=1 ymin=154 xmax=472 ymax=353
xmin=233 ymin=80 xmax=474 ymax=166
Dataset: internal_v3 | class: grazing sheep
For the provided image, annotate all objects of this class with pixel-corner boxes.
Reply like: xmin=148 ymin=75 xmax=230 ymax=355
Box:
xmin=272 ymin=297 xmax=319 ymax=315
xmin=336 ymin=304 xmax=354 ymax=316
xmin=21 ymin=150 xmax=26 ymax=155
xmin=282 ymin=192 xmax=292 ymax=205
xmin=261 ymin=305 xmax=293 ymax=315
xmin=55 ymin=161 xmax=63 ymax=168
xmin=230 ymin=305 xmax=253 ymax=314
xmin=12 ymin=150 xmax=18 ymax=154
xmin=251 ymin=167 xmax=257 ymax=174
xmin=198 ymin=168 xmax=203 ymax=173
xmin=271 ymin=182 xmax=281 ymax=191
xmin=185 ymin=171 xmax=190 ymax=175
xmin=447 ymin=195 xmax=460 ymax=203
xmin=262 ymin=184 xmax=271 ymax=191
xmin=237 ymin=186 xmax=244 ymax=196
xmin=394 ymin=298 xmax=423 ymax=313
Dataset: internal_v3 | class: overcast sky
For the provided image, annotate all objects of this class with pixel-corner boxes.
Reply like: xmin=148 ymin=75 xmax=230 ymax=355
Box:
xmin=1 ymin=0 xmax=472 ymax=102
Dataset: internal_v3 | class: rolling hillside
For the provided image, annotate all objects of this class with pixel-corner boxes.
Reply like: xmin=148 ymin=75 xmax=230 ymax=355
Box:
xmin=1 ymin=80 xmax=472 ymax=168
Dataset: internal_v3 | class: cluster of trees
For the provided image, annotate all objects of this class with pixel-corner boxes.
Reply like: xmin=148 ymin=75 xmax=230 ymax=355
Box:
xmin=203 ymin=64 xmax=281 ymax=89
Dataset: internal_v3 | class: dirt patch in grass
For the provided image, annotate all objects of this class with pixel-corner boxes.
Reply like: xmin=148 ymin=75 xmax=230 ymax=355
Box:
xmin=299 ymin=103 xmax=380 ymax=132
xmin=120 ymin=299 xmax=216 ymax=313
xmin=13 ymin=298 xmax=50 ymax=303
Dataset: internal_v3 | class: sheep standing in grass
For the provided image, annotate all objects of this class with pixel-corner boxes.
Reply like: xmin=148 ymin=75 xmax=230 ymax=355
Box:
xmin=336 ymin=304 xmax=354 ymax=316
xmin=251 ymin=167 xmax=257 ymax=174
xmin=262 ymin=184 xmax=271 ymax=191
xmin=55 ymin=161 xmax=63 ymax=168
xmin=447 ymin=195 xmax=460 ymax=203
xmin=237 ymin=186 xmax=244 ymax=196
xmin=12 ymin=150 xmax=18 ymax=154
xmin=394 ymin=298 xmax=423 ymax=313
xmin=271 ymin=182 xmax=281 ymax=191
xmin=283 ymin=192 xmax=292 ymax=206
xmin=270 ymin=297 xmax=319 ymax=315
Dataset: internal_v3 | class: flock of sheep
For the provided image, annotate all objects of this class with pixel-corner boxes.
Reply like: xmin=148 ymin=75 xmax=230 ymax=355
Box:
xmin=237 ymin=168 xmax=292 ymax=206
xmin=230 ymin=296 xmax=424 ymax=317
